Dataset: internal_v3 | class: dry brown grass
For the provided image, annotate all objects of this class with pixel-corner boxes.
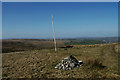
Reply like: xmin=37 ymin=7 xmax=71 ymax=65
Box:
xmin=2 ymin=42 xmax=120 ymax=78
xmin=2 ymin=39 xmax=65 ymax=53
xmin=85 ymin=58 xmax=105 ymax=69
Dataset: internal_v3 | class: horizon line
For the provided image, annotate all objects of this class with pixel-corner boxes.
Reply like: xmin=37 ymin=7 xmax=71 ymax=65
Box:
xmin=1 ymin=36 xmax=118 ymax=40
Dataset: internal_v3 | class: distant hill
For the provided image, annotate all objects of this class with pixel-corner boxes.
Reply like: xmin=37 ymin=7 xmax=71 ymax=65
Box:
xmin=2 ymin=37 xmax=119 ymax=53
xmin=62 ymin=37 xmax=118 ymax=43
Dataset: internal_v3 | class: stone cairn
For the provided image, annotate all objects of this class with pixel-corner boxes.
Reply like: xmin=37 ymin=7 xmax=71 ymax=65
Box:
xmin=55 ymin=55 xmax=83 ymax=70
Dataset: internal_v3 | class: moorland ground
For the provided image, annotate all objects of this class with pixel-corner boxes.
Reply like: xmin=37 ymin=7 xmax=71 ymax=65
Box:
xmin=2 ymin=39 xmax=120 ymax=78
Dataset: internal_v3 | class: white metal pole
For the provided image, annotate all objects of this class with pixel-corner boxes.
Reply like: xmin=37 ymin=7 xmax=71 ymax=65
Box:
xmin=52 ymin=15 xmax=57 ymax=52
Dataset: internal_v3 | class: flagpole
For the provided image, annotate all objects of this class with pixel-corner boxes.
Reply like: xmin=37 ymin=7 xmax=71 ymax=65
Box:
xmin=52 ymin=15 xmax=57 ymax=52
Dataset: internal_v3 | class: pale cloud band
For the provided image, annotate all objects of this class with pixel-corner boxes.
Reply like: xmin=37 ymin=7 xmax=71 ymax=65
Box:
xmin=1 ymin=0 xmax=120 ymax=2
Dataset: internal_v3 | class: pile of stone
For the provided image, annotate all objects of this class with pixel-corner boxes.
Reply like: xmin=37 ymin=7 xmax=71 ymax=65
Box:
xmin=55 ymin=55 xmax=83 ymax=70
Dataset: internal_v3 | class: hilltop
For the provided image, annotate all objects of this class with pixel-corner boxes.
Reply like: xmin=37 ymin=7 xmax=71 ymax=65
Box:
xmin=2 ymin=41 xmax=120 ymax=78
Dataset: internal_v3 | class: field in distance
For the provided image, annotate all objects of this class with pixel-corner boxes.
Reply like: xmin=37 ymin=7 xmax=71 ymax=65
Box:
xmin=2 ymin=39 xmax=120 ymax=78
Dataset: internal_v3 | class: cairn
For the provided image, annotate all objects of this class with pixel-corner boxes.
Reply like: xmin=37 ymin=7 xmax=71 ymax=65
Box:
xmin=55 ymin=55 xmax=83 ymax=70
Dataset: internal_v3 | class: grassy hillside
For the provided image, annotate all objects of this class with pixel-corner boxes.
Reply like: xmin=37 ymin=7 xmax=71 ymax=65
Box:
xmin=65 ymin=40 xmax=104 ymax=45
xmin=2 ymin=39 xmax=105 ymax=53
xmin=2 ymin=39 xmax=65 ymax=53
xmin=2 ymin=42 xmax=120 ymax=78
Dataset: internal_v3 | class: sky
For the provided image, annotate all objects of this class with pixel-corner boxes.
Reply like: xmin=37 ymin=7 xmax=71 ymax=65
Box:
xmin=2 ymin=2 xmax=118 ymax=39
xmin=1 ymin=0 xmax=120 ymax=2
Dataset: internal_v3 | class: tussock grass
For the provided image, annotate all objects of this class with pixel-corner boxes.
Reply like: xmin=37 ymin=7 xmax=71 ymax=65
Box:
xmin=85 ymin=58 xmax=105 ymax=69
xmin=2 ymin=42 xmax=120 ymax=78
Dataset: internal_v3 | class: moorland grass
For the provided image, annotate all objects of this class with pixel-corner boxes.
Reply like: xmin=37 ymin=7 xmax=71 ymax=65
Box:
xmin=2 ymin=43 xmax=120 ymax=78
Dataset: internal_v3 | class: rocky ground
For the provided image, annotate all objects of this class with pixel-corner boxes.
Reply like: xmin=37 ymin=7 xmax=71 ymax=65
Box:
xmin=55 ymin=55 xmax=83 ymax=70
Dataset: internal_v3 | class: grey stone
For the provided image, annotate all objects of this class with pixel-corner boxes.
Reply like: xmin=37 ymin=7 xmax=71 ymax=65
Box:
xmin=55 ymin=55 xmax=83 ymax=70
